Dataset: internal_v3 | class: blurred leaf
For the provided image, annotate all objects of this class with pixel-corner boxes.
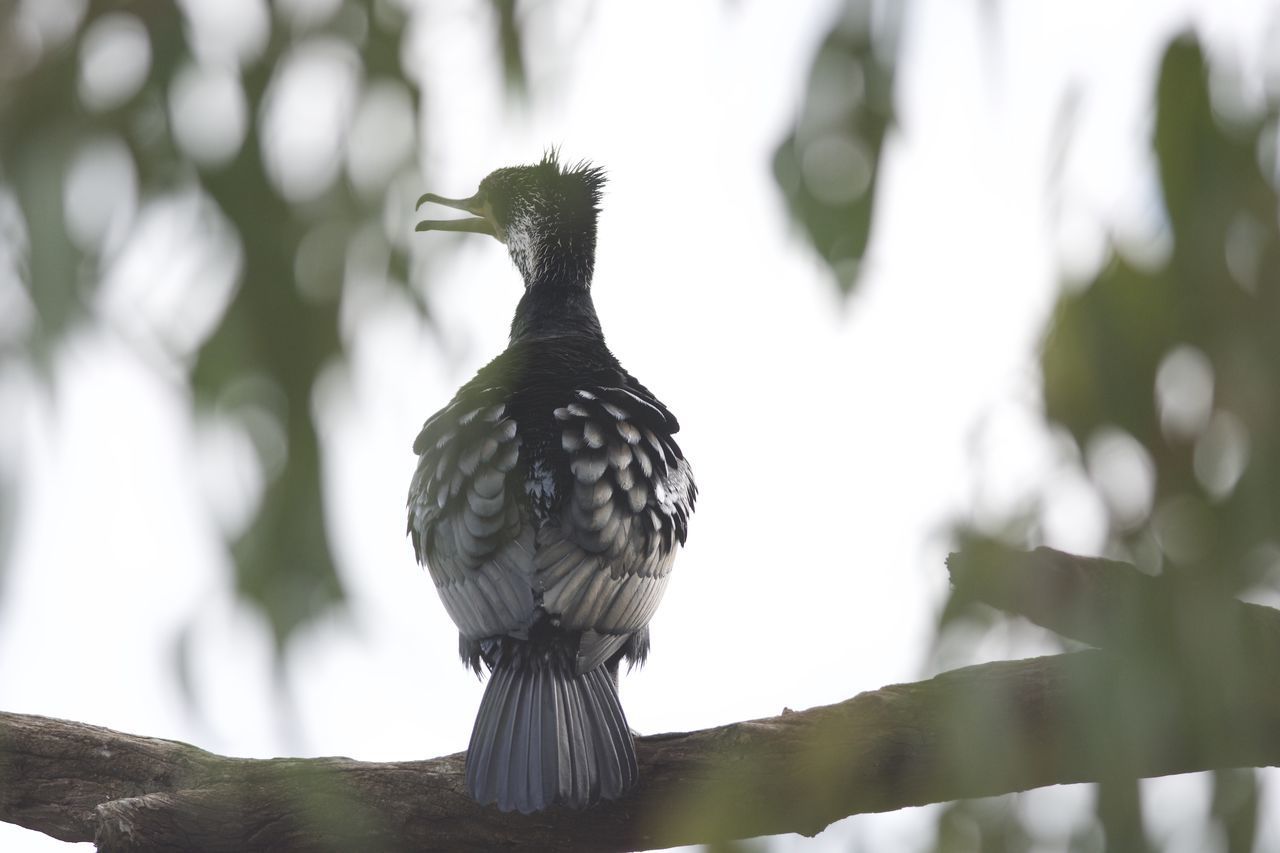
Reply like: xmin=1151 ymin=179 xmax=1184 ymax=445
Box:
xmin=492 ymin=0 xmax=527 ymax=95
xmin=1094 ymin=777 xmax=1150 ymax=853
xmin=1042 ymin=36 xmax=1280 ymax=585
xmin=772 ymin=0 xmax=901 ymax=294
xmin=1211 ymin=768 xmax=1257 ymax=853
xmin=950 ymin=33 xmax=1280 ymax=853
xmin=0 ymin=0 xmax=435 ymax=653
xmin=935 ymin=799 xmax=1033 ymax=853
xmin=1042 ymin=255 xmax=1174 ymax=448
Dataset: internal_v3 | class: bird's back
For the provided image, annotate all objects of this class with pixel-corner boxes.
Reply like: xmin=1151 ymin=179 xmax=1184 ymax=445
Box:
xmin=406 ymin=334 xmax=695 ymax=811
xmin=409 ymin=154 xmax=695 ymax=812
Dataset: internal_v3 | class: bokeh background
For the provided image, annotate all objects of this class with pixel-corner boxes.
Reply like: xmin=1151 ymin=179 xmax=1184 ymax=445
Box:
xmin=2 ymin=0 xmax=1280 ymax=850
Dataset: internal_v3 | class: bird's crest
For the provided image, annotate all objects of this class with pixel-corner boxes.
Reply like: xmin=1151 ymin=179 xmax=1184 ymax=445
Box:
xmin=538 ymin=148 xmax=606 ymax=212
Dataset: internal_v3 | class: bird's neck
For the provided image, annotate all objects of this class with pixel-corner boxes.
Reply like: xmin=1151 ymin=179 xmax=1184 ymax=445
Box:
xmin=508 ymin=229 xmax=602 ymax=343
xmin=509 ymin=278 xmax=603 ymax=343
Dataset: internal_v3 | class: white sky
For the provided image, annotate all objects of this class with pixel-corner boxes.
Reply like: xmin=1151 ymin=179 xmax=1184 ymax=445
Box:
xmin=3 ymin=0 xmax=1279 ymax=850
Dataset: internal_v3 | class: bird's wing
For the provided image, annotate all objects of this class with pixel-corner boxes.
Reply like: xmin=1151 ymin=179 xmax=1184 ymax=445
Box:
xmin=407 ymin=388 xmax=536 ymax=640
xmin=536 ymin=384 xmax=697 ymax=672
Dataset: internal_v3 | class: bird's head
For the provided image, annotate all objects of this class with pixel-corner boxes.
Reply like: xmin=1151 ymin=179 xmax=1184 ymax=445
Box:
xmin=416 ymin=152 xmax=606 ymax=288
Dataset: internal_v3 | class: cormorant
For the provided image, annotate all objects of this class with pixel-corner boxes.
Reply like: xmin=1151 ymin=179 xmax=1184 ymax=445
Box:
xmin=408 ymin=153 xmax=696 ymax=813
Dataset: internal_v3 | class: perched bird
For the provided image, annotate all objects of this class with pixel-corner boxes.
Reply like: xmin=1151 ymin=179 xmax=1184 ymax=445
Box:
xmin=407 ymin=153 xmax=696 ymax=813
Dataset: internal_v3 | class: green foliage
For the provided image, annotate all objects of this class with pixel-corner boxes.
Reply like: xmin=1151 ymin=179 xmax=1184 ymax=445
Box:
xmin=1045 ymin=36 xmax=1280 ymax=588
xmin=3 ymin=2 xmax=1279 ymax=849
xmin=934 ymin=799 xmax=1033 ymax=853
xmin=0 ymin=1 xmax=446 ymax=650
xmin=951 ymin=36 xmax=1280 ymax=853
xmin=773 ymin=0 xmax=900 ymax=294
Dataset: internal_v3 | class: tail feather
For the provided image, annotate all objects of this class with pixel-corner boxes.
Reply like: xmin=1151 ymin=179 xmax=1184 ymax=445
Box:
xmin=561 ymin=668 xmax=591 ymax=802
xmin=582 ymin=674 xmax=626 ymax=797
xmin=506 ymin=667 xmax=532 ymax=801
xmin=466 ymin=660 xmax=512 ymax=806
xmin=466 ymin=652 xmax=637 ymax=812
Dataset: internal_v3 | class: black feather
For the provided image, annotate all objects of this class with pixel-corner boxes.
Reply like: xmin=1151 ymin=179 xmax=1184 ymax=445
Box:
xmin=465 ymin=636 xmax=636 ymax=812
xmin=409 ymin=156 xmax=694 ymax=813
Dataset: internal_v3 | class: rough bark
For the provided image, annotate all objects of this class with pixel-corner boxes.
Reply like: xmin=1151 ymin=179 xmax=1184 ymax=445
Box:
xmin=4 ymin=546 xmax=1279 ymax=851
xmin=2 ymin=654 xmax=1278 ymax=851
xmin=946 ymin=544 xmax=1280 ymax=653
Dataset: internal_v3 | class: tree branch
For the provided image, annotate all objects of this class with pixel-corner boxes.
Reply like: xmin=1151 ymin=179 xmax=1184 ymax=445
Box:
xmin=946 ymin=544 xmax=1280 ymax=654
xmin=6 ymin=547 xmax=1280 ymax=850
xmin=5 ymin=649 xmax=1280 ymax=850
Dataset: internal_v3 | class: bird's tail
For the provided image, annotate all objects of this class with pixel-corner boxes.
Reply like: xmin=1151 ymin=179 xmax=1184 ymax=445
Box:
xmin=466 ymin=645 xmax=637 ymax=813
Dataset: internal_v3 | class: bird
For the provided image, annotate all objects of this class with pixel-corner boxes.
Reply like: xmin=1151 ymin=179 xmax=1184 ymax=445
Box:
xmin=407 ymin=152 xmax=696 ymax=813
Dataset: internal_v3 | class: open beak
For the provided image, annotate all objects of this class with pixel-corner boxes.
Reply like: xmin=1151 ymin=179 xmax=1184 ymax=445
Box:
xmin=415 ymin=192 xmax=496 ymax=237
